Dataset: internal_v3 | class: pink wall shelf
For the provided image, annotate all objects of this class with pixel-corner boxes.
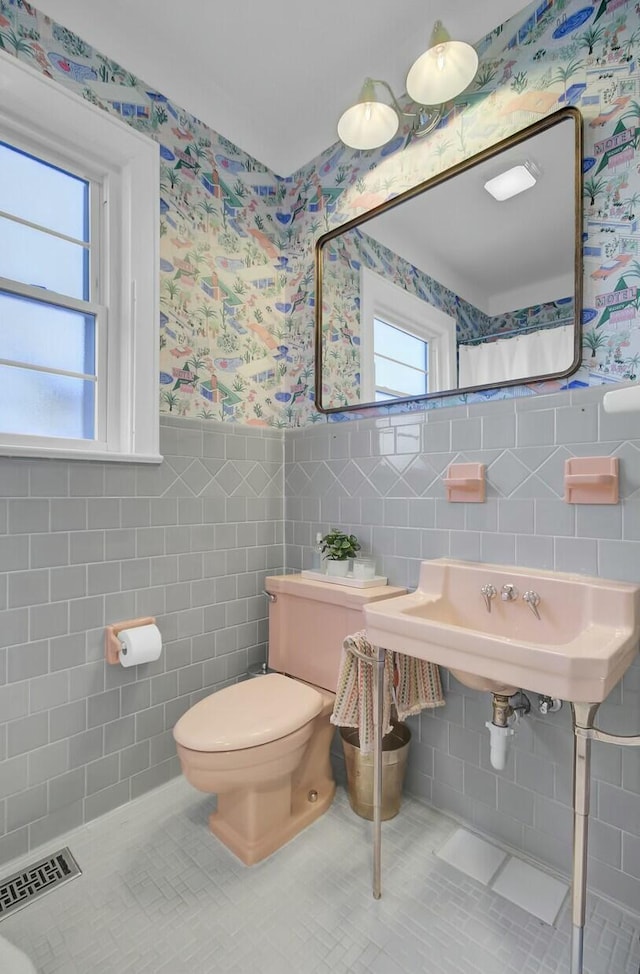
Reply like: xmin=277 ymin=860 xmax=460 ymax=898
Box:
xmin=564 ymin=457 xmax=619 ymax=505
xmin=444 ymin=463 xmax=486 ymax=503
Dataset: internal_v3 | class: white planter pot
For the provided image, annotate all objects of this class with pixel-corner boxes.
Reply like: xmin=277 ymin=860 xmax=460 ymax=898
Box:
xmin=327 ymin=560 xmax=350 ymax=577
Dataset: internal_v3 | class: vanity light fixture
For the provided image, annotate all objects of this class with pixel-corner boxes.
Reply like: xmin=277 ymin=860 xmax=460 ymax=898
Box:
xmin=337 ymin=20 xmax=478 ymax=151
xmin=484 ymin=162 xmax=538 ymax=202
xmin=337 ymin=78 xmax=400 ymax=151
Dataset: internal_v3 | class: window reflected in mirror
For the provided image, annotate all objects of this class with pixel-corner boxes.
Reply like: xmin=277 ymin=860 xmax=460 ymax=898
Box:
xmin=373 ymin=319 xmax=430 ymax=401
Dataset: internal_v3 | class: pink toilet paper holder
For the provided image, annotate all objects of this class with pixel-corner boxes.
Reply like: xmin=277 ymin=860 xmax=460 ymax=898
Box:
xmin=105 ymin=617 xmax=156 ymax=665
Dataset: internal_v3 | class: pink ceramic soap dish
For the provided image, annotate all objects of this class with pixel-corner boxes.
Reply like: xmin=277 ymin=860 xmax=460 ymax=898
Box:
xmin=564 ymin=457 xmax=619 ymax=505
xmin=444 ymin=463 xmax=485 ymax=503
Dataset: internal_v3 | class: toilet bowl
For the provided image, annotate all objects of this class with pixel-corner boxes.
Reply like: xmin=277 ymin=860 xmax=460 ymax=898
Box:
xmin=173 ymin=573 xmax=406 ymax=865
xmin=0 ymin=935 xmax=38 ymax=974
xmin=175 ymin=673 xmax=336 ymax=865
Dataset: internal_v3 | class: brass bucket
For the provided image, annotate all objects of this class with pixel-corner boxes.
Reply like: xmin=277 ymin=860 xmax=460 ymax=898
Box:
xmin=339 ymin=722 xmax=411 ymax=821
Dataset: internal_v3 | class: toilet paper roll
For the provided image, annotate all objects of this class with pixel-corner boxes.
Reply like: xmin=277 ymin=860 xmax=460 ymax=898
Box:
xmin=119 ymin=624 xmax=162 ymax=667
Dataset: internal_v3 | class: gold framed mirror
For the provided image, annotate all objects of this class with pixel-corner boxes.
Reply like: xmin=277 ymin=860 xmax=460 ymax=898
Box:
xmin=314 ymin=107 xmax=583 ymax=413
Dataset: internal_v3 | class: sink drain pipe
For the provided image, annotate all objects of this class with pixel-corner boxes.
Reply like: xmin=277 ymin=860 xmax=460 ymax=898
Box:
xmin=485 ymin=694 xmax=516 ymax=770
xmin=485 ymin=691 xmax=530 ymax=770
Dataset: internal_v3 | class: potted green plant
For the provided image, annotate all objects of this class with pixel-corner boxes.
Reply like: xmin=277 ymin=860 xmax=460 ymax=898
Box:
xmin=320 ymin=528 xmax=361 ymax=577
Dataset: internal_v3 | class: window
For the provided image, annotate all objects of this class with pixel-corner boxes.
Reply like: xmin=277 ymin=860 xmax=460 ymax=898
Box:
xmin=0 ymin=52 xmax=160 ymax=462
xmin=360 ymin=268 xmax=456 ymax=402
xmin=1 ymin=141 xmax=102 ymax=440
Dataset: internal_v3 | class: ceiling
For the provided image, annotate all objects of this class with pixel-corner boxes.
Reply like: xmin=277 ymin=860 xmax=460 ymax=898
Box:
xmin=35 ymin=0 xmax=529 ymax=176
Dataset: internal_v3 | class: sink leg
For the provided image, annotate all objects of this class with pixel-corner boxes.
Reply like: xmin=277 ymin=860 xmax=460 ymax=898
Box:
xmin=570 ymin=702 xmax=600 ymax=974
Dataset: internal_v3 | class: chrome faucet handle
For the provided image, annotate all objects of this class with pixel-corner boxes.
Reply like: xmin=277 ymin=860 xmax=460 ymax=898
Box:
xmin=500 ymin=583 xmax=519 ymax=602
xmin=523 ymin=590 xmax=541 ymax=620
xmin=480 ymin=583 xmax=497 ymax=613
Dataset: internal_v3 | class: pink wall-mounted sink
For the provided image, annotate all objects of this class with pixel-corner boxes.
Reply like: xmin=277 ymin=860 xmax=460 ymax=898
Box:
xmin=364 ymin=559 xmax=640 ymax=702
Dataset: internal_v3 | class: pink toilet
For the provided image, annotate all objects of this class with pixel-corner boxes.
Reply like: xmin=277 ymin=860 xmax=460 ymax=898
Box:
xmin=173 ymin=573 xmax=403 ymax=865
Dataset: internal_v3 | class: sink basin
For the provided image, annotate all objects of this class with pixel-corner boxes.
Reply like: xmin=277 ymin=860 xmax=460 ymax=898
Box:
xmin=364 ymin=559 xmax=640 ymax=702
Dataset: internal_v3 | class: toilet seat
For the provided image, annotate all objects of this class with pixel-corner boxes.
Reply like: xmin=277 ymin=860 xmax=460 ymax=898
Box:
xmin=173 ymin=673 xmax=323 ymax=751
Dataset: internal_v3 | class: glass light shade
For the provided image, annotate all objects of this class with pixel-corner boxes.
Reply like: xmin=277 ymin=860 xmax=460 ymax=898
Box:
xmin=484 ymin=164 xmax=537 ymax=201
xmin=406 ymin=22 xmax=478 ymax=105
xmin=337 ymin=91 xmax=399 ymax=151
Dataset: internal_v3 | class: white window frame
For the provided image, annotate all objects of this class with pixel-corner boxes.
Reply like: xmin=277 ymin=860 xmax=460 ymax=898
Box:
xmin=0 ymin=51 xmax=161 ymax=462
xmin=360 ymin=267 xmax=457 ymax=401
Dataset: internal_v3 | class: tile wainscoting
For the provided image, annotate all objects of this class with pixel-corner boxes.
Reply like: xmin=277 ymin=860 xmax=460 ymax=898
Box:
xmin=2 ymin=386 xmax=640 ymax=916
xmin=0 ymin=416 xmax=284 ymax=865
xmin=285 ymin=385 xmax=640 ymax=914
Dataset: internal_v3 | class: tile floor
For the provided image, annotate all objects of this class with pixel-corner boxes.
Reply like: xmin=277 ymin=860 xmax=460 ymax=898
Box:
xmin=0 ymin=779 xmax=639 ymax=974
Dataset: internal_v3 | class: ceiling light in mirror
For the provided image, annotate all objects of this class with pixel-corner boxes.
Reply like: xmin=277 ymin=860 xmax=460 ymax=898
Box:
xmin=484 ymin=163 xmax=538 ymax=202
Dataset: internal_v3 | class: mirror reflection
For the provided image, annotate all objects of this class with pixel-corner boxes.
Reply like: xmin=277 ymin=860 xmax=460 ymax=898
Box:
xmin=315 ymin=108 xmax=582 ymax=413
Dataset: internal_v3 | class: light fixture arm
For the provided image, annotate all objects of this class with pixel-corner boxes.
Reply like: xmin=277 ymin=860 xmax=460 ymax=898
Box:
xmin=364 ymin=78 xmax=412 ymax=118
xmin=406 ymin=105 xmax=444 ymax=140
xmin=366 ymin=77 xmax=444 ymax=140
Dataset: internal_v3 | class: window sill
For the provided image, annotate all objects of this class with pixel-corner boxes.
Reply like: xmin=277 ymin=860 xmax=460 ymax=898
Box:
xmin=0 ymin=444 xmax=163 ymax=464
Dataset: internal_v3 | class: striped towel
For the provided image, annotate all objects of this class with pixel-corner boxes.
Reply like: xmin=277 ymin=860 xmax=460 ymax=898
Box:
xmin=331 ymin=630 xmax=445 ymax=754
xmin=330 ymin=632 xmax=395 ymax=754
xmin=394 ymin=650 xmax=445 ymax=719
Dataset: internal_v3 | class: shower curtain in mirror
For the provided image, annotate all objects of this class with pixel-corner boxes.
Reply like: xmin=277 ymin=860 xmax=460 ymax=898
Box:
xmin=458 ymin=324 xmax=574 ymax=388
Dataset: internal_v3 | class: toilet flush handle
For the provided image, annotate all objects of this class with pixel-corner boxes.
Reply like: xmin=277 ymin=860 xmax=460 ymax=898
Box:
xmin=263 ymin=590 xmax=277 ymax=603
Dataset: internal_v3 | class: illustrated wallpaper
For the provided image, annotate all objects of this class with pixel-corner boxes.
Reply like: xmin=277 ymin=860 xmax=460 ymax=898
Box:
xmin=320 ymin=225 xmax=573 ymax=409
xmin=3 ymin=0 xmax=640 ymax=426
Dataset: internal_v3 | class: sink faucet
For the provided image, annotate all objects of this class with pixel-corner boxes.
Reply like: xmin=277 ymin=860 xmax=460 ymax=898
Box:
xmin=480 ymin=583 xmax=497 ymax=613
xmin=500 ymin=583 xmax=519 ymax=602
xmin=523 ymin=590 xmax=541 ymax=620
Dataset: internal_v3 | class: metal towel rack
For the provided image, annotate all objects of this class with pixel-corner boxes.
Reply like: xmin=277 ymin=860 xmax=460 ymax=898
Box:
xmin=343 ymin=639 xmax=386 ymax=900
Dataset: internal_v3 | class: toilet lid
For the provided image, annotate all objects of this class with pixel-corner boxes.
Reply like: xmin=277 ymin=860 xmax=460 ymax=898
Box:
xmin=173 ymin=674 xmax=323 ymax=751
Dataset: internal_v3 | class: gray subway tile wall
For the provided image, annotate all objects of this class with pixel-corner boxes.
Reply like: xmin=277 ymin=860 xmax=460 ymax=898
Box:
xmin=285 ymin=386 xmax=640 ymax=914
xmin=0 ymin=416 xmax=284 ymax=866
xmin=3 ymin=387 xmax=640 ymax=917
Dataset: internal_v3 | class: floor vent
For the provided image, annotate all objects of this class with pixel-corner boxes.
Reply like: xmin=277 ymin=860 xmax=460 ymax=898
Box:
xmin=0 ymin=848 xmax=81 ymax=921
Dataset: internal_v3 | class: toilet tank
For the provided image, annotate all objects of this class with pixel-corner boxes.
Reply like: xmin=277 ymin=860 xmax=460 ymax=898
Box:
xmin=265 ymin=574 xmax=406 ymax=693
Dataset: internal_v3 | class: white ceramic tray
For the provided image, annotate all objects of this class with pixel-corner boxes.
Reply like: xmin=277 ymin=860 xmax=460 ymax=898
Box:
xmin=300 ymin=570 xmax=388 ymax=588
